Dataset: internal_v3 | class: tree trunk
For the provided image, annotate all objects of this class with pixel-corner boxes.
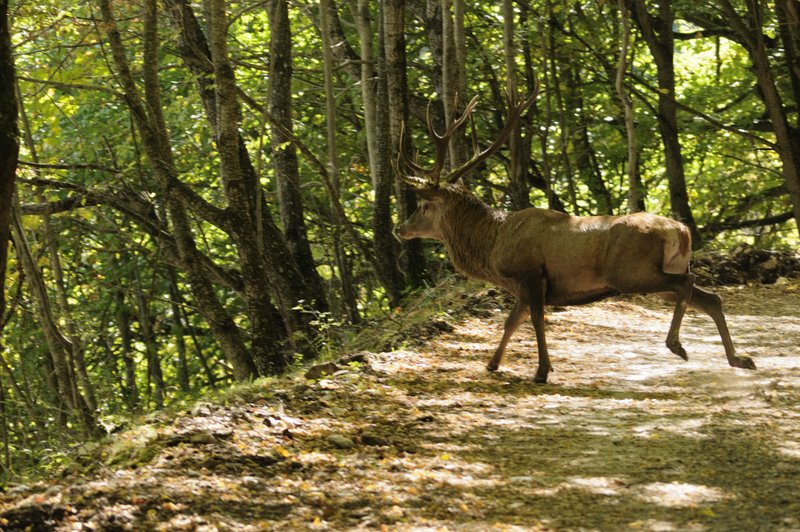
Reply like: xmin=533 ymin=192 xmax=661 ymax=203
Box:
xmin=384 ymin=0 xmax=427 ymax=288
xmin=16 ymin=82 xmax=98 ymax=412
xmin=441 ymin=0 xmax=469 ymax=168
xmin=162 ymin=0 xmax=324 ymax=371
xmin=133 ymin=269 xmax=165 ymax=409
xmin=320 ymin=0 xmax=361 ymax=324
xmin=504 ymin=0 xmax=531 ymax=210
xmin=630 ymin=0 xmax=699 ymax=239
xmin=114 ymin=290 xmax=139 ymax=410
xmin=99 ymin=0 xmax=259 ymax=380
xmin=617 ymin=0 xmax=640 ymax=213
xmin=267 ymin=0 xmax=328 ymax=311
xmin=0 ymin=0 xmax=17 ymax=329
xmin=167 ymin=269 xmax=190 ymax=392
xmin=10 ymin=205 xmax=98 ymax=434
xmin=357 ymin=0 xmax=404 ymax=306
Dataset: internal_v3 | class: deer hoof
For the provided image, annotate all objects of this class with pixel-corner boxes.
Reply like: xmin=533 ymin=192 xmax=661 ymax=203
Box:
xmin=730 ymin=356 xmax=757 ymax=370
xmin=486 ymin=361 xmax=499 ymax=372
xmin=533 ymin=373 xmax=548 ymax=384
xmin=667 ymin=340 xmax=688 ymax=361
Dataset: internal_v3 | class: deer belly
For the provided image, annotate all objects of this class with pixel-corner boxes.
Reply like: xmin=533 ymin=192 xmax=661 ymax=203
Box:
xmin=544 ymin=276 xmax=618 ymax=306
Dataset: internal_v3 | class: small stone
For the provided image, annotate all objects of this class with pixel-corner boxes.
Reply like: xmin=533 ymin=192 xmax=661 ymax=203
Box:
xmin=327 ymin=434 xmax=355 ymax=449
xmin=188 ymin=432 xmax=216 ymax=445
xmin=361 ymin=433 xmax=389 ymax=446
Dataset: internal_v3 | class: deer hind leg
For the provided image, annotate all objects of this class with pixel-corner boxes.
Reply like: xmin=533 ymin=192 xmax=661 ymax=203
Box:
xmin=665 ymin=275 xmax=694 ymax=361
xmin=606 ymin=270 xmax=695 ymax=361
xmin=487 ymin=299 xmax=530 ymax=371
xmin=688 ymin=287 xmax=756 ymax=370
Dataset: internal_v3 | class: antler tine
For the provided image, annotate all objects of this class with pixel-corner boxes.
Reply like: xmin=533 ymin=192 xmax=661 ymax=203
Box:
xmin=397 ymin=120 xmax=434 ymax=187
xmin=424 ymin=100 xmax=448 ymax=185
xmin=421 ymin=95 xmax=480 ymax=186
xmin=444 ymin=85 xmax=540 ymax=185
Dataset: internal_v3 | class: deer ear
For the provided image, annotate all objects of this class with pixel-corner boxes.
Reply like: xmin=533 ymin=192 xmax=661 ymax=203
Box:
xmin=449 ymin=178 xmax=468 ymax=191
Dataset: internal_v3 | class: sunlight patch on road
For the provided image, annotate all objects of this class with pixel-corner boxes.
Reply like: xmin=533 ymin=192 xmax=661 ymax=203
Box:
xmin=567 ymin=476 xmax=627 ymax=496
xmin=637 ymin=481 xmax=729 ymax=507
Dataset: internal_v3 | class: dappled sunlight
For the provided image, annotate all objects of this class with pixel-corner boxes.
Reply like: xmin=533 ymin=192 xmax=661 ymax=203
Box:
xmin=3 ymin=286 xmax=798 ymax=530
xmin=638 ymin=482 xmax=729 ymax=507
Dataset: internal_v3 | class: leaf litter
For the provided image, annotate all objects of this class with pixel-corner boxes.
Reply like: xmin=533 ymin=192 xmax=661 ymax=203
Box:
xmin=1 ymin=280 xmax=800 ymax=531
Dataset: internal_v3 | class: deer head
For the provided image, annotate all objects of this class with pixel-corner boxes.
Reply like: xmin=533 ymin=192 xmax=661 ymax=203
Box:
xmin=395 ymin=85 xmax=540 ymax=241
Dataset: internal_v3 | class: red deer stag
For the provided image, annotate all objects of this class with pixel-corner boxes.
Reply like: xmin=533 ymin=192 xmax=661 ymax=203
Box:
xmin=395 ymin=90 xmax=756 ymax=383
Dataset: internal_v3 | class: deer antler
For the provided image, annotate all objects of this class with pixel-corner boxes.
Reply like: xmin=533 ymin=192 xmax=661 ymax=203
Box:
xmin=397 ymin=81 xmax=540 ymax=188
xmin=398 ymin=95 xmax=479 ymax=188
xmin=444 ymin=80 xmax=540 ymax=184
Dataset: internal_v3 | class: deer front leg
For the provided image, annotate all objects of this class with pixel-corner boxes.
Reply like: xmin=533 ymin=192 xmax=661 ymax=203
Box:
xmin=487 ymin=299 xmax=529 ymax=371
xmin=525 ymin=274 xmax=552 ymax=384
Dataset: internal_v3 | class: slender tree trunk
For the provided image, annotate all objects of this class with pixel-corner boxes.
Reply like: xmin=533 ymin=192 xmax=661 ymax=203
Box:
xmin=320 ymin=0 xmax=360 ymax=324
xmin=0 ymin=0 xmax=17 ymax=329
xmin=536 ymin=18 xmax=560 ymax=211
xmin=572 ymin=67 xmax=614 ymax=214
xmin=167 ymin=270 xmax=190 ymax=392
xmin=720 ymin=0 xmax=800 ymax=238
xmin=267 ymin=0 xmax=328 ymax=311
xmin=16 ymin=83 xmax=98 ymax=411
xmin=0 ymin=347 xmax=42 ymax=430
xmin=617 ymin=0 xmax=640 ymax=213
xmin=356 ymin=0 xmax=404 ymax=306
xmin=384 ymin=0 xmax=427 ymax=288
xmin=0 ymin=375 xmax=9 ymax=471
xmin=441 ymin=0 xmax=469 ymax=168
xmin=504 ymin=0 xmax=531 ymax=210
xmin=163 ymin=0 xmax=324 ymax=370
xmin=630 ymin=0 xmax=699 ymax=237
xmin=114 ymin=290 xmax=139 ymax=410
xmin=133 ymin=271 xmax=165 ymax=409
xmin=10 ymin=205 xmax=98 ymax=434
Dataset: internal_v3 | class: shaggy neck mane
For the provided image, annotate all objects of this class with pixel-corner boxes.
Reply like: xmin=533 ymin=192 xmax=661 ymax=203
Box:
xmin=439 ymin=187 xmax=507 ymax=282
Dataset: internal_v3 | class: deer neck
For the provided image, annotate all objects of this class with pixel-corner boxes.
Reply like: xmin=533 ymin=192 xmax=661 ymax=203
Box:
xmin=440 ymin=194 xmax=506 ymax=282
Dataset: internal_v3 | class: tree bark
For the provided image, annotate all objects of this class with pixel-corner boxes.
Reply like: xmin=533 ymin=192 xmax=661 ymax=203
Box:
xmin=630 ymin=0 xmax=699 ymax=238
xmin=384 ymin=0 xmax=427 ymax=288
xmin=267 ymin=0 xmax=328 ymax=311
xmin=133 ymin=269 xmax=165 ymax=408
xmin=167 ymin=269 xmax=190 ymax=392
xmin=320 ymin=0 xmax=361 ymax=323
xmin=114 ymin=289 xmax=140 ymax=410
xmin=99 ymin=0 xmax=259 ymax=380
xmin=0 ymin=0 xmax=17 ymax=329
xmin=357 ymin=0 xmax=404 ymax=306
xmin=163 ymin=0 xmax=325 ymax=371
xmin=10 ymin=205 xmax=98 ymax=434
xmin=617 ymin=0 xmax=640 ymax=213
xmin=504 ymin=0 xmax=531 ymax=210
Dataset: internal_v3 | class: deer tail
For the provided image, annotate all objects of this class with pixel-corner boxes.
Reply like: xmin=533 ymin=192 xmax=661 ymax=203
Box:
xmin=662 ymin=224 xmax=692 ymax=274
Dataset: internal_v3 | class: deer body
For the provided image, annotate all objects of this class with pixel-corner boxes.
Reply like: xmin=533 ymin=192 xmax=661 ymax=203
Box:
xmin=395 ymin=92 xmax=756 ymax=383
xmin=401 ymin=185 xmax=691 ymax=306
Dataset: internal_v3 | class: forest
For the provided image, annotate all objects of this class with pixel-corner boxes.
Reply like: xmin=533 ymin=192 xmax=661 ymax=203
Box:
xmin=0 ymin=0 xmax=799 ymax=528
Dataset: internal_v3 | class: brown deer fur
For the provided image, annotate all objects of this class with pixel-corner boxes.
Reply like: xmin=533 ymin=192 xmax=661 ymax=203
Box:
xmin=397 ymin=183 xmax=757 ymax=383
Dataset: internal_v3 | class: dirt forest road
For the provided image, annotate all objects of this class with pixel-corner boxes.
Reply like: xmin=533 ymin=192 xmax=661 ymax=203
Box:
xmin=1 ymin=283 xmax=800 ymax=531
